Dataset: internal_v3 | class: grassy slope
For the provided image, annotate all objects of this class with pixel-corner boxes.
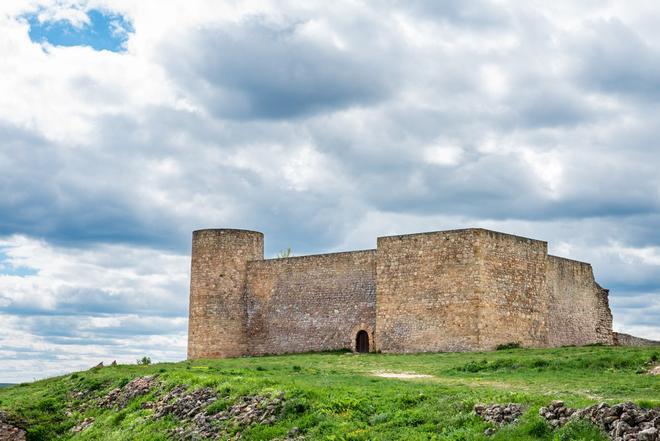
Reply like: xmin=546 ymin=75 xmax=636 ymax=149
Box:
xmin=0 ymin=346 xmax=658 ymax=440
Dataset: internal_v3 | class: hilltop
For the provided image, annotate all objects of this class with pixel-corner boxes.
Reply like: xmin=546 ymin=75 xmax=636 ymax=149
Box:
xmin=0 ymin=346 xmax=658 ymax=440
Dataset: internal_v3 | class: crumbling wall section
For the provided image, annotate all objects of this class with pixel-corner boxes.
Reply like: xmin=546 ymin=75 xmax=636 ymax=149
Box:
xmin=546 ymin=255 xmax=614 ymax=346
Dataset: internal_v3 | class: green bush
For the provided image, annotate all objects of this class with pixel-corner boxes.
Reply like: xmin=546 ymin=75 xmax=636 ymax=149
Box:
xmin=553 ymin=419 xmax=608 ymax=440
xmin=496 ymin=342 xmax=522 ymax=350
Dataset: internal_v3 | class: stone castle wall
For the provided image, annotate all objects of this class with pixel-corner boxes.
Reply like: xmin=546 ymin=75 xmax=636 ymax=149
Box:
xmin=187 ymin=229 xmax=263 ymax=359
xmin=546 ymin=255 xmax=614 ymax=346
xmin=476 ymin=230 xmax=550 ymax=350
xmin=375 ymin=230 xmax=482 ymax=353
xmin=187 ymin=228 xmax=616 ymax=359
xmin=245 ymin=250 xmax=376 ymax=355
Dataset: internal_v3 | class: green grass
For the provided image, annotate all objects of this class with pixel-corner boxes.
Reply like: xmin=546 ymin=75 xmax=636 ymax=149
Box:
xmin=0 ymin=346 xmax=658 ymax=440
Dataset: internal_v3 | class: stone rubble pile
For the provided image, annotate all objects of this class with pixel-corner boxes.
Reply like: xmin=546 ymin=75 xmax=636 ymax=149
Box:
xmin=539 ymin=400 xmax=577 ymax=428
xmin=0 ymin=411 xmax=26 ymax=441
xmin=540 ymin=401 xmax=659 ymax=441
xmin=99 ymin=375 xmax=158 ymax=409
xmin=151 ymin=386 xmax=217 ymax=419
xmin=474 ymin=403 xmax=524 ymax=425
xmin=145 ymin=385 xmax=286 ymax=440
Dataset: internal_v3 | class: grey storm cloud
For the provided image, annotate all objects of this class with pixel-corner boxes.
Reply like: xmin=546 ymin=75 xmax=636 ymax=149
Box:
xmin=572 ymin=19 xmax=660 ymax=99
xmin=162 ymin=16 xmax=400 ymax=120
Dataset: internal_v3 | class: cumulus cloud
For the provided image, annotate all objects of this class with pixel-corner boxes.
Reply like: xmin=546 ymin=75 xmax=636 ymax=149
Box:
xmin=1 ymin=0 xmax=660 ymax=382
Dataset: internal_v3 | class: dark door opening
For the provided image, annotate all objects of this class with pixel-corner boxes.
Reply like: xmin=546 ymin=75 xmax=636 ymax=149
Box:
xmin=356 ymin=330 xmax=369 ymax=353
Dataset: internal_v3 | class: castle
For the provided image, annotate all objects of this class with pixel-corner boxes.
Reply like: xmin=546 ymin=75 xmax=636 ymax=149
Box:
xmin=187 ymin=228 xmax=615 ymax=359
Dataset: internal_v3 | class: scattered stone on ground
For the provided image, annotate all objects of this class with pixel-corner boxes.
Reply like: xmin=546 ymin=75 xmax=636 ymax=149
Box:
xmin=147 ymin=385 xmax=286 ymax=440
xmin=540 ymin=401 xmax=660 ymax=440
xmin=372 ymin=371 xmax=434 ymax=379
xmin=71 ymin=417 xmax=94 ymax=433
xmin=474 ymin=403 xmax=524 ymax=426
xmin=99 ymin=375 xmax=158 ymax=409
xmin=225 ymin=393 xmax=285 ymax=427
xmin=538 ymin=400 xmax=576 ymax=428
xmin=0 ymin=411 xmax=26 ymax=441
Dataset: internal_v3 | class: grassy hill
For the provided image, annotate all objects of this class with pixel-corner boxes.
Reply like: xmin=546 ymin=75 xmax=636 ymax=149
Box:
xmin=0 ymin=346 xmax=658 ymax=440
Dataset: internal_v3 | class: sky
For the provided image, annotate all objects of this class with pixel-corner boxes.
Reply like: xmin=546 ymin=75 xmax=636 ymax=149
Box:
xmin=1 ymin=0 xmax=660 ymax=383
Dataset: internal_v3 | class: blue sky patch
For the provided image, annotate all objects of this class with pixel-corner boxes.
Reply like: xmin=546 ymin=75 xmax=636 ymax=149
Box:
xmin=0 ymin=251 xmax=38 ymax=277
xmin=25 ymin=9 xmax=133 ymax=52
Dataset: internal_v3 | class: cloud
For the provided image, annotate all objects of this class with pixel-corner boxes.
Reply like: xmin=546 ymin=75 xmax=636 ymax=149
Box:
xmin=161 ymin=15 xmax=400 ymax=119
xmin=1 ymin=0 xmax=660 ymax=381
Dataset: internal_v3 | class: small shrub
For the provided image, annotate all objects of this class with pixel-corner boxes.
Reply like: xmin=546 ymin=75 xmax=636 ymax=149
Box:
xmin=110 ymin=411 xmax=127 ymax=427
xmin=36 ymin=398 xmax=58 ymax=413
xmin=284 ymin=396 xmax=310 ymax=415
xmin=137 ymin=356 xmax=151 ymax=366
xmin=369 ymin=412 xmax=389 ymax=425
xmin=524 ymin=417 xmax=551 ymax=437
xmin=292 ymin=365 xmax=302 ymax=372
xmin=496 ymin=342 xmax=521 ymax=350
xmin=553 ymin=419 xmax=608 ymax=441
xmin=531 ymin=358 xmax=551 ymax=368
xmin=206 ymin=398 xmax=230 ymax=414
xmin=637 ymin=400 xmax=660 ymax=409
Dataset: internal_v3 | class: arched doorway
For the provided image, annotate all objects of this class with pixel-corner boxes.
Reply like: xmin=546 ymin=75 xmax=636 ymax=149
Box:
xmin=355 ymin=330 xmax=369 ymax=353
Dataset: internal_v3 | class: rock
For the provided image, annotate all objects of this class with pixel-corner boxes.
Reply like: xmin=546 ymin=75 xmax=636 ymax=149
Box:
xmin=474 ymin=403 xmax=524 ymax=426
xmin=0 ymin=412 xmax=27 ymax=441
xmin=639 ymin=427 xmax=658 ymax=441
xmin=153 ymin=388 xmax=286 ymax=440
xmin=92 ymin=362 xmax=104 ymax=369
xmin=71 ymin=417 xmax=94 ymax=432
xmin=484 ymin=427 xmax=496 ymax=436
xmin=539 ymin=400 xmax=660 ymax=440
xmin=99 ymin=375 xmax=158 ymax=409
xmin=110 ymin=360 xmax=117 ymax=367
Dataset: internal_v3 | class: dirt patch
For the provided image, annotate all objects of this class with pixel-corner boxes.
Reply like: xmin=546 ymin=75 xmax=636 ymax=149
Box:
xmin=649 ymin=365 xmax=660 ymax=376
xmin=372 ymin=371 xmax=434 ymax=379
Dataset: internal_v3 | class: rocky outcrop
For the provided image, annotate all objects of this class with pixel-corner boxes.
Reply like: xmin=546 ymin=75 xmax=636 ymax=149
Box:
xmin=0 ymin=411 xmax=26 ymax=441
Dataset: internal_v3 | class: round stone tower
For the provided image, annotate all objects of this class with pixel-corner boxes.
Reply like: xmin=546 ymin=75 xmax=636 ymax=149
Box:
xmin=187 ymin=229 xmax=264 ymax=359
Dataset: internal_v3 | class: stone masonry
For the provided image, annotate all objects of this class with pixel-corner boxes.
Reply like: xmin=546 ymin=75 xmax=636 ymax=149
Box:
xmin=188 ymin=228 xmax=617 ymax=359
